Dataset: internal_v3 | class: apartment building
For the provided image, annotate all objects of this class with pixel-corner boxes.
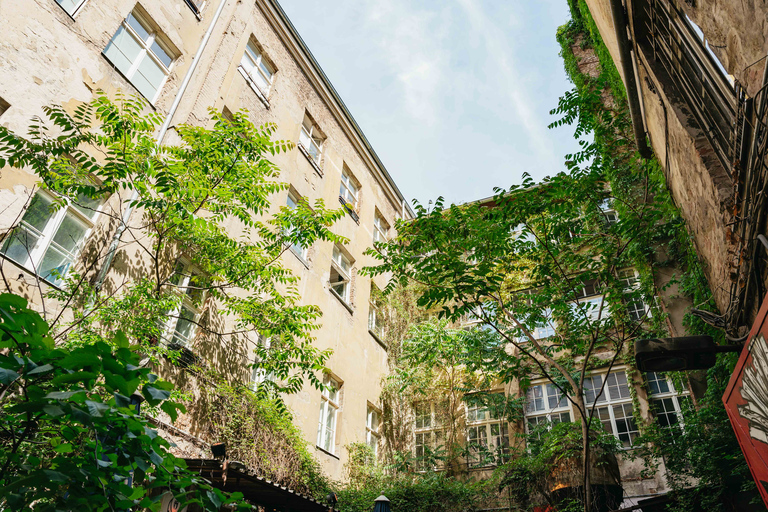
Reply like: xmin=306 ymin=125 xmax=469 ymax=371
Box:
xmin=0 ymin=0 xmax=410 ymax=479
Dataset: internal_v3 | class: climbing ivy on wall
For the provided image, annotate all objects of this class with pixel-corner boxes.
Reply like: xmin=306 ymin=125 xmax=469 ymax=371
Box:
xmin=555 ymin=1 xmax=755 ymax=509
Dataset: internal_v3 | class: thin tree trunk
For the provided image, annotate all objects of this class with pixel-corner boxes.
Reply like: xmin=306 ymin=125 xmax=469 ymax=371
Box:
xmin=578 ymin=394 xmax=592 ymax=512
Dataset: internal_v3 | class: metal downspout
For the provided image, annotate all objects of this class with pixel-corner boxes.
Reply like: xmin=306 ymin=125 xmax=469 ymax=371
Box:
xmin=92 ymin=0 xmax=228 ymax=292
xmin=609 ymin=0 xmax=652 ymax=159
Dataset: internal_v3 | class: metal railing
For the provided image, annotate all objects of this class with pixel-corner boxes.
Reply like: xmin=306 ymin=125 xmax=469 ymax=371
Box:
xmin=642 ymin=0 xmax=746 ymax=175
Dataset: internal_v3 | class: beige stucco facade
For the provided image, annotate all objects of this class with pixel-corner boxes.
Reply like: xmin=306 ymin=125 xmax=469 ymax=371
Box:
xmin=0 ymin=0 xmax=410 ymax=480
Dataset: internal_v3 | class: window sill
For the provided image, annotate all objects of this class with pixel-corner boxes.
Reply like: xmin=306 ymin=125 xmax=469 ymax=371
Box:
xmin=338 ymin=196 xmax=360 ymax=224
xmin=329 ymin=288 xmax=354 ymax=314
xmin=369 ymin=329 xmax=387 ymax=350
xmin=183 ymin=0 xmax=204 ymax=20
xmin=238 ymin=66 xmax=270 ymax=109
xmin=315 ymin=445 xmax=339 ymax=460
xmin=297 ymin=143 xmax=323 ymax=177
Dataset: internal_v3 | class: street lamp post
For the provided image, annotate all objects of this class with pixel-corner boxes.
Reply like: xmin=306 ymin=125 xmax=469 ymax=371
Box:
xmin=373 ymin=494 xmax=390 ymax=512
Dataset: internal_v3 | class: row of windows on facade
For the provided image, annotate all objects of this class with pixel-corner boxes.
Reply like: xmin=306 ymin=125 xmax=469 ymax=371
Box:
xmin=411 ymin=370 xmax=688 ymax=470
xmin=313 ymin=373 xmax=381 ymax=457
xmin=466 ymin=270 xmax=650 ymax=342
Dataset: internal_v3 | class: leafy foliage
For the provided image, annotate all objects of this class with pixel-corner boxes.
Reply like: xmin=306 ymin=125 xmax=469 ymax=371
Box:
xmin=0 ymin=293 xmax=249 ymax=511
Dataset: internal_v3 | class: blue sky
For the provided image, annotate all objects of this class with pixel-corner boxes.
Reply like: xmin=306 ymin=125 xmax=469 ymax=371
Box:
xmin=280 ymin=0 xmax=581 ymax=206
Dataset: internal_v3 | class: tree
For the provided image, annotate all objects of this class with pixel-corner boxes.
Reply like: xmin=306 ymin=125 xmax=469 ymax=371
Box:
xmin=0 ymin=292 xmax=248 ymax=511
xmin=0 ymin=93 xmax=346 ymax=399
xmin=363 ymin=163 xmax=670 ymax=511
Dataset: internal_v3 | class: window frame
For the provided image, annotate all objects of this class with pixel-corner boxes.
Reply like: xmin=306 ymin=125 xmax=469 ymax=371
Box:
xmin=163 ymin=259 xmax=206 ymax=348
xmin=285 ymin=190 xmax=309 ymax=261
xmin=413 ymin=401 xmax=445 ymax=470
xmin=239 ymin=39 xmax=275 ymax=104
xmin=465 ymin=394 xmax=510 ymax=467
xmin=646 ymin=371 xmax=688 ymax=429
xmin=524 ymin=383 xmax=572 ymax=437
xmin=317 ymin=374 xmax=341 ymax=454
xmin=103 ymin=10 xmax=175 ymax=105
xmin=373 ymin=210 xmax=389 ymax=246
xmin=54 ymin=0 xmax=88 ymax=17
xmin=250 ymin=333 xmax=272 ymax=390
xmin=1 ymin=190 xmax=101 ymax=287
xmin=339 ymin=167 xmax=360 ymax=209
xmin=330 ymin=245 xmax=352 ymax=304
xmin=619 ymin=267 xmax=650 ymax=322
xmin=298 ymin=114 xmax=325 ymax=170
xmin=366 ymin=405 xmax=381 ymax=457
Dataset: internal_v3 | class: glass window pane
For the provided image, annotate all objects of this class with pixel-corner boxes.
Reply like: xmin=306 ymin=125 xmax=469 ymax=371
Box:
xmin=71 ymin=192 xmax=101 ymax=220
xmin=150 ymin=40 xmax=173 ymax=68
xmin=126 ymin=13 xmax=150 ymax=41
xmin=104 ymin=25 xmax=143 ymax=77
xmin=133 ymin=56 xmax=166 ymax=99
xmin=51 ymin=211 xmax=88 ymax=254
xmin=22 ymin=193 xmax=55 ymax=233
xmin=55 ymin=0 xmax=84 ymax=16
xmin=172 ymin=305 xmax=196 ymax=346
xmin=38 ymin=246 xmax=74 ymax=285
xmin=2 ymin=227 xmax=40 ymax=266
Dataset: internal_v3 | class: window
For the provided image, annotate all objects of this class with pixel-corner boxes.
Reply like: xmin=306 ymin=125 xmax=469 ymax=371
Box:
xmin=373 ymin=210 xmax=389 ymax=245
xmin=646 ymin=371 xmax=688 ymax=429
xmin=298 ymin=114 xmax=324 ymax=165
xmin=317 ymin=374 xmax=340 ymax=453
xmin=369 ymin=283 xmax=382 ymax=336
xmin=164 ymin=261 xmax=205 ymax=347
xmin=413 ymin=401 xmax=445 ymax=470
xmin=55 ymin=0 xmax=87 ymax=16
xmin=585 ymin=371 xmax=639 ymax=448
xmin=572 ymin=295 xmax=609 ymax=322
xmin=2 ymin=191 xmax=101 ymax=286
xmin=599 ymin=198 xmax=619 ymax=224
xmin=183 ymin=0 xmax=205 ymax=17
xmin=366 ymin=406 xmax=380 ymax=456
xmin=619 ymin=268 xmax=648 ymax=322
xmin=525 ymin=384 xmax=571 ymax=436
xmin=240 ymin=39 xmax=275 ymax=99
xmin=339 ymin=167 xmax=359 ymax=208
xmin=330 ymin=246 xmax=352 ymax=303
xmin=466 ymin=397 xmax=509 ymax=467
xmin=285 ymin=191 xmax=308 ymax=260
xmin=103 ymin=10 xmax=175 ymax=104
xmin=250 ymin=333 xmax=271 ymax=389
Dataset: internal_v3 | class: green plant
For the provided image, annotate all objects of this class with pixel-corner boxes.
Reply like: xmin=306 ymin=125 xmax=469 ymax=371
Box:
xmin=0 ymin=293 xmax=249 ymax=511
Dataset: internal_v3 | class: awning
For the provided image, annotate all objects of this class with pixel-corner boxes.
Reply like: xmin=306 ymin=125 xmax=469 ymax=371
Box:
xmin=184 ymin=459 xmax=328 ymax=512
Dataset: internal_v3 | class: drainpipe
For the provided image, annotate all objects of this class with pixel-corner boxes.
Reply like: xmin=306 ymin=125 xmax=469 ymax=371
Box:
xmin=93 ymin=0 xmax=228 ymax=292
xmin=609 ymin=0 xmax=652 ymax=159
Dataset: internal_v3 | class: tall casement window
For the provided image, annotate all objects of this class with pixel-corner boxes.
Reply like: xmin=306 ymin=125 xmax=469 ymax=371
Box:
xmin=1 ymin=191 xmax=101 ymax=286
xmin=240 ymin=39 xmax=275 ymax=100
xmin=571 ymin=279 xmax=609 ymax=322
xmin=330 ymin=246 xmax=352 ymax=304
xmin=584 ymin=371 xmax=639 ymax=447
xmin=339 ymin=167 xmax=360 ymax=209
xmin=619 ymin=268 xmax=648 ymax=322
xmin=298 ymin=114 xmax=325 ymax=166
xmin=55 ymin=0 xmax=87 ymax=16
xmin=285 ymin=190 xmax=308 ymax=260
xmin=466 ymin=397 xmax=509 ymax=467
xmin=250 ymin=333 xmax=271 ymax=389
xmin=164 ymin=261 xmax=205 ymax=347
xmin=413 ymin=401 xmax=444 ymax=470
xmin=368 ymin=283 xmax=382 ymax=337
xmin=103 ymin=10 xmax=175 ymax=104
xmin=317 ymin=374 xmax=340 ymax=454
xmin=646 ymin=371 xmax=688 ymax=428
xmin=525 ymin=383 xmax=571 ymax=435
xmin=373 ymin=210 xmax=389 ymax=245
xmin=599 ymin=198 xmax=619 ymax=224
xmin=366 ymin=406 xmax=381 ymax=456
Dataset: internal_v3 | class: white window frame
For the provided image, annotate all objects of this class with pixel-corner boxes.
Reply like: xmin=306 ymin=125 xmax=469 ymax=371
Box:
xmin=339 ymin=167 xmax=360 ymax=209
xmin=239 ymin=39 xmax=275 ymax=103
xmin=466 ymin=396 xmax=509 ymax=467
xmin=250 ymin=333 xmax=272 ymax=390
xmin=646 ymin=371 xmax=688 ymax=429
xmin=317 ymin=374 xmax=340 ymax=454
xmin=524 ymin=383 xmax=572 ymax=437
xmin=55 ymin=0 xmax=88 ymax=17
xmin=373 ymin=210 xmax=389 ymax=246
xmin=285 ymin=190 xmax=308 ymax=261
xmin=1 ymin=190 xmax=101 ymax=287
xmin=330 ymin=246 xmax=352 ymax=303
xmin=368 ymin=283 xmax=382 ymax=335
xmin=298 ymin=115 xmax=324 ymax=165
xmin=619 ymin=268 xmax=650 ymax=322
xmin=163 ymin=260 xmax=205 ymax=348
xmin=103 ymin=11 xmax=174 ymax=105
xmin=584 ymin=370 xmax=639 ymax=448
xmin=413 ymin=401 xmax=444 ymax=470
xmin=599 ymin=198 xmax=619 ymax=224
xmin=366 ymin=406 xmax=381 ymax=457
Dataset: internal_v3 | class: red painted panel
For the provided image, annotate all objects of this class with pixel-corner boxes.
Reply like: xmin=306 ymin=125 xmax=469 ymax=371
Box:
xmin=723 ymin=292 xmax=768 ymax=509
